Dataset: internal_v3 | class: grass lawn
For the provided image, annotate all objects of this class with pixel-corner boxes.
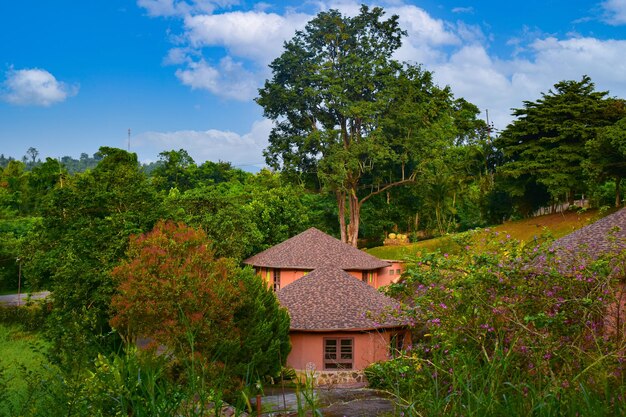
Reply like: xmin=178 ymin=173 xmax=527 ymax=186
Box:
xmin=0 ymin=323 xmax=58 ymax=416
xmin=367 ymin=209 xmax=603 ymax=260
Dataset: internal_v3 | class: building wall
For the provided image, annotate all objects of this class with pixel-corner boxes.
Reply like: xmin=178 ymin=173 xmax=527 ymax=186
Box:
xmin=257 ymin=268 xmax=310 ymax=290
xmin=256 ymin=263 xmax=405 ymax=290
xmin=287 ymin=330 xmax=408 ymax=371
xmin=376 ymin=261 xmax=405 ymax=287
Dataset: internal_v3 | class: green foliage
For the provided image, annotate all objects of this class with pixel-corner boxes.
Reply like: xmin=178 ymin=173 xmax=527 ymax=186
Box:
xmin=257 ymin=5 xmax=483 ymax=245
xmin=496 ymin=76 xmax=626 ymax=214
xmin=0 ymin=324 xmax=59 ymax=417
xmin=152 ymin=149 xmax=197 ymax=192
xmin=23 ymin=147 xmax=161 ymax=369
xmin=0 ymin=331 xmax=239 ymax=417
xmin=376 ymin=230 xmax=626 ymax=416
xmin=0 ymin=216 xmax=39 ymax=291
xmin=167 ymin=172 xmax=311 ymax=260
xmin=0 ymin=302 xmax=50 ymax=331
xmin=584 ymin=114 xmax=626 ymax=207
xmin=110 ymin=220 xmax=291 ymax=387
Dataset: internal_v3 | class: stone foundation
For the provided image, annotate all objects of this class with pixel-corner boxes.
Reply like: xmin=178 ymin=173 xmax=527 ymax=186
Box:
xmin=295 ymin=369 xmax=367 ymax=386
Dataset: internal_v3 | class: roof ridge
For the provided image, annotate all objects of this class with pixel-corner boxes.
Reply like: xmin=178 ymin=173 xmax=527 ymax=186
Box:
xmin=243 ymin=227 xmax=389 ymax=270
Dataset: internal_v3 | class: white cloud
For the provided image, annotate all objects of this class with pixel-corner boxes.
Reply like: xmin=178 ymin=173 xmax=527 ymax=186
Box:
xmin=393 ymin=5 xmax=459 ymax=47
xmin=452 ymin=6 xmax=474 ymax=14
xmin=183 ymin=10 xmax=310 ymax=64
xmin=175 ymin=56 xmax=259 ymax=100
xmin=137 ymin=0 xmax=239 ymax=17
xmin=140 ymin=0 xmax=626 ymax=133
xmin=602 ymin=0 xmax=626 ymax=24
xmin=430 ymin=37 xmax=626 ymax=129
xmin=1 ymin=68 xmax=78 ymax=107
xmin=150 ymin=1 xmax=462 ymax=99
xmin=134 ymin=119 xmax=272 ymax=169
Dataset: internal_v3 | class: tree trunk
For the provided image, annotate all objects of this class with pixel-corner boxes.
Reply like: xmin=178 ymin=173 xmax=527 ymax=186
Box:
xmin=336 ymin=190 xmax=347 ymax=243
xmin=616 ymin=176 xmax=622 ymax=208
xmin=347 ymin=188 xmax=360 ymax=247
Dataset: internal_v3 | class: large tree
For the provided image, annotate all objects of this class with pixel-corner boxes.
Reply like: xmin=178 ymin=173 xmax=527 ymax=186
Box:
xmin=110 ymin=220 xmax=290 ymax=384
xmin=584 ymin=111 xmax=626 ymax=207
xmin=495 ymin=76 xmax=624 ymax=212
xmin=257 ymin=6 xmax=480 ymax=246
xmin=24 ymin=147 xmax=161 ymax=368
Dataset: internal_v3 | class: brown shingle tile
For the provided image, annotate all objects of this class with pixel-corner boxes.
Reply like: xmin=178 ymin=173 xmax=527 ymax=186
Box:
xmin=243 ymin=227 xmax=389 ymax=270
xmin=276 ymin=265 xmax=403 ymax=331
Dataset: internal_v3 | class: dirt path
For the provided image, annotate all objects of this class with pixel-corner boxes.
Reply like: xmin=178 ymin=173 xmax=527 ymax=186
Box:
xmin=257 ymin=386 xmax=395 ymax=416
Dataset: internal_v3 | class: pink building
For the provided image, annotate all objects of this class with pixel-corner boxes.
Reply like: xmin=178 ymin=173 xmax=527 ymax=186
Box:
xmin=244 ymin=228 xmax=408 ymax=374
xmin=244 ymin=227 xmax=403 ymax=290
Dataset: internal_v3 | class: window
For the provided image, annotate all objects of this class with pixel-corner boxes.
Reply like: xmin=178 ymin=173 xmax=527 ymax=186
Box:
xmin=324 ymin=338 xmax=353 ymax=369
xmin=361 ymin=271 xmax=368 ymax=282
xmin=362 ymin=271 xmax=374 ymax=284
xmin=273 ymin=269 xmax=281 ymax=292
xmin=396 ymin=269 xmax=401 ymax=275
xmin=389 ymin=269 xmax=394 ymax=275
xmin=389 ymin=332 xmax=404 ymax=358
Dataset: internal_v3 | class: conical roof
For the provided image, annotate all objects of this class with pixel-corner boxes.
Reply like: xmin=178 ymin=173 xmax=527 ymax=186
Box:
xmin=276 ymin=265 xmax=403 ymax=331
xmin=244 ymin=227 xmax=389 ymax=270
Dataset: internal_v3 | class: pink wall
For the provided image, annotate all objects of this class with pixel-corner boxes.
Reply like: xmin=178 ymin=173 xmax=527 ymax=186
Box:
xmin=256 ymin=263 xmax=405 ymax=290
xmin=287 ymin=330 xmax=408 ymax=371
xmin=376 ymin=261 xmax=405 ymax=287
xmin=256 ymin=268 xmax=310 ymax=290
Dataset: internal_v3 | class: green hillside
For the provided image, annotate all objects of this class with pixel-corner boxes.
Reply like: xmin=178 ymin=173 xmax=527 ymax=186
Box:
xmin=366 ymin=209 xmax=607 ymax=260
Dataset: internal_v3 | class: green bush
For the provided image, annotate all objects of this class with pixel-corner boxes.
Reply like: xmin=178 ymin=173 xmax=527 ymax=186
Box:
xmin=379 ymin=230 xmax=626 ymax=416
xmin=0 ymin=302 xmax=50 ymax=331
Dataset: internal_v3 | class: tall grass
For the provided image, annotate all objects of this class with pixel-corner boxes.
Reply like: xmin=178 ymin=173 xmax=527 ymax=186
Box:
xmin=0 ymin=323 xmax=59 ymax=417
xmin=369 ymin=346 xmax=625 ymax=417
xmin=370 ymin=227 xmax=626 ymax=417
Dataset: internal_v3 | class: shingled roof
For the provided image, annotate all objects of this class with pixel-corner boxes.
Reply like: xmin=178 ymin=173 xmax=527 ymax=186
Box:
xmin=552 ymin=207 xmax=626 ymax=258
xmin=531 ymin=208 xmax=626 ymax=276
xmin=276 ymin=265 xmax=404 ymax=331
xmin=243 ymin=227 xmax=389 ymax=270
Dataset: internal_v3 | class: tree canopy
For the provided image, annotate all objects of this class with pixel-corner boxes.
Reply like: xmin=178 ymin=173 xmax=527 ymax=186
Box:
xmin=495 ymin=76 xmax=626 ymax=213
xmin=257 ymin=5 xmax=483 ymax=245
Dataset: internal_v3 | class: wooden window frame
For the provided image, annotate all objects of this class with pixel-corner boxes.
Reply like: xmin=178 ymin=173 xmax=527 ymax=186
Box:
xmin=273 ymin=269 xmax=281 ymax=292
xmin=324 ymin=337 xmax=354 ymax=370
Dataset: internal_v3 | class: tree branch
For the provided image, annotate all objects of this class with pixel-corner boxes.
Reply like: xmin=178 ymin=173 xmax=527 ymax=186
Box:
xmin=359 ymin=172 xmax=417 ymax=205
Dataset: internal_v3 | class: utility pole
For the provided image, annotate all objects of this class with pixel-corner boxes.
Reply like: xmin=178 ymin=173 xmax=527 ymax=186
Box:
xmin=16 ymin=257 xmax=21 ymax=307
xmin=128 ymin=128 xmax=131 ymax=152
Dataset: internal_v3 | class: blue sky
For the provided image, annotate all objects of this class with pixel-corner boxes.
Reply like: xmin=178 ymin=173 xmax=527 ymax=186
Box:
xmin=1 ymin=0 xmax=625 ymax=169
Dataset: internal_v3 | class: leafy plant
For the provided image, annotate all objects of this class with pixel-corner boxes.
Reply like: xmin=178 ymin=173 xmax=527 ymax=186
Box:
xmin=376 ymin=230 xmax=626 ymax=416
